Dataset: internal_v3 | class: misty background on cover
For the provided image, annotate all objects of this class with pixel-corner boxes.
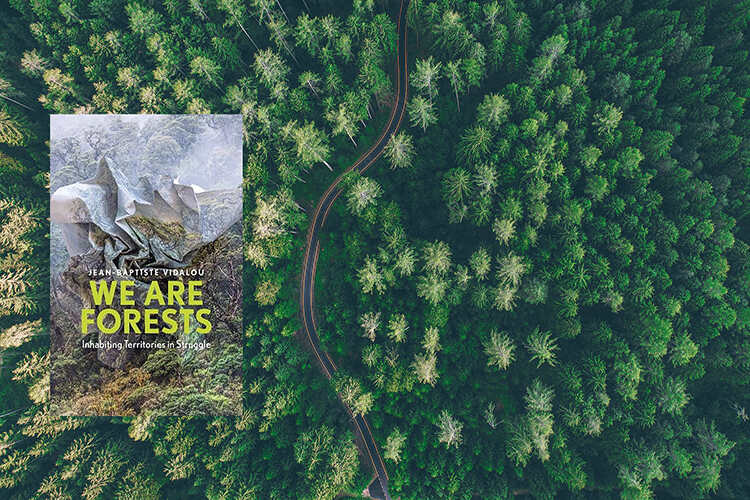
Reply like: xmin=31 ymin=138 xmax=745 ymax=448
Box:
xmin=50 ymin=114 xmax=242 ymax=277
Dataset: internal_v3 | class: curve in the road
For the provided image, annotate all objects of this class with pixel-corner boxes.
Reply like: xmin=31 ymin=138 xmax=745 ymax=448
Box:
xmin=299 ymin=1 xmax=410 ymax=499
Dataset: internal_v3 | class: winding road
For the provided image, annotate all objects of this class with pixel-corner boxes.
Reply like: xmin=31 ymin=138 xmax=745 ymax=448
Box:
xmin=299 ymin=1 xmax=410 ymax=499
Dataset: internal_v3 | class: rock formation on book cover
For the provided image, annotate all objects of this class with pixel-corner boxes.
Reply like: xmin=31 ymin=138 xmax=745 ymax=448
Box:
xmin=50 ymin=114 xmax=243 ymax=417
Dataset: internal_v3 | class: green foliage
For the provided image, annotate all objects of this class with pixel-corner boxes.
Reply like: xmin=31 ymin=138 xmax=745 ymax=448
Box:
xmin=1 ymin=0 xmax=750 ymax=498
xmin=316 ymin=0 xmax=750 ymax=497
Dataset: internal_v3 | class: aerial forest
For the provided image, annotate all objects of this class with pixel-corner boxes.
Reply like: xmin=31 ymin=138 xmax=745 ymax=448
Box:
xmin=0 ymin=0 xmax=749 ymax=499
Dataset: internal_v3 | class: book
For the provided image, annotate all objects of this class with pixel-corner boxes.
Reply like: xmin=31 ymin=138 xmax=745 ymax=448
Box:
xmin=49 ymin=114 xmax=243 ymax=417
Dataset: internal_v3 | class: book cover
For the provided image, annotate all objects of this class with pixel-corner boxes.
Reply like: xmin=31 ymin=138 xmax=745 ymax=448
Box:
xmin=49 ymin=114 xmax=243 ymax=417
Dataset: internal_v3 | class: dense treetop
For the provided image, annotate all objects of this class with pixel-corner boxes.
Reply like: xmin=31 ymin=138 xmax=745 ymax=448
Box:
xmin=0 ymin=0 xmax=749 ymax=499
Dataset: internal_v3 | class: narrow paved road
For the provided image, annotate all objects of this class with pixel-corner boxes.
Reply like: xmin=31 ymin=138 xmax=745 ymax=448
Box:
xmin=299 ymin=1 xmax=410 ymax=499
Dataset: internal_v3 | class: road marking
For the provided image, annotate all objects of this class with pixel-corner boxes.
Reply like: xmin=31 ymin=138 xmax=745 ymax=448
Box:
xmin=298 ymin=2 xmax=409 ymax=498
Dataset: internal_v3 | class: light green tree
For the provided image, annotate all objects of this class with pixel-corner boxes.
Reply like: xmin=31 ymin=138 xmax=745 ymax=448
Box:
xmin=411 ymin=57 xmax=442 ymax=101
xmin=407 ymin=95 xmax=437 ymax=132
xmin=458 ymin=126 xmax=491 ymax=163
xmin=494 ymin=284 xmax=517 ymax=311
xmin=474 ymin=163 xmax=498 ymax=195
xmin=593 ymin=102 xmax=623 ymax=136
xmin=394 ymin=245 xmax=417 ymax=277
xmin=422 ymin=241 xmax=452 ymax=275
xmin=659 ymin=377 xmax=690 ymax=415
xmin=484 ymin=330 xmax=515 ymax=370
xmin=525 ymin=327 xmax=559 ymax=367
xmin=442 ymin=168 xmax=473 ymax=205
xmin=326 ymin=103 xmax=359 ymax=146
xmin=358 ymin=256 xmax=385 ymax=294
xmin=385 ymin=131 xmax=415 ymax=169
xmin=444 ymin=60 xmax=466 ymax=111
xmin=497 ymin=252 xmax=527 ymax=287
xmin=388 ymin=313 xmax=409 ymax=343
xmin=292 ymin=121 xmax=332 ymax=170
xmin=417 ymin=273 xmax=448 ymax=305
xmin=359 ymin=311 xmax=381 ymax=341
xmin=476 ymin=93 xmax=509 ymax=128
xmin=422 ymin=326 xmax=441 ymax=354
xmin=346 ymin=176 xmax=382 ymax=215
xmin=470 ymin=247 xmax=491 ymax=280
xmin=437 ymin=410 xmax=463 ymax=448
xmin=384 ymin=428 xmax=407 ymax=463
xmin=492 ymin=218 xmax=516 ymax=246
xmin=412 ymin=352 xmax=438 ymax=386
